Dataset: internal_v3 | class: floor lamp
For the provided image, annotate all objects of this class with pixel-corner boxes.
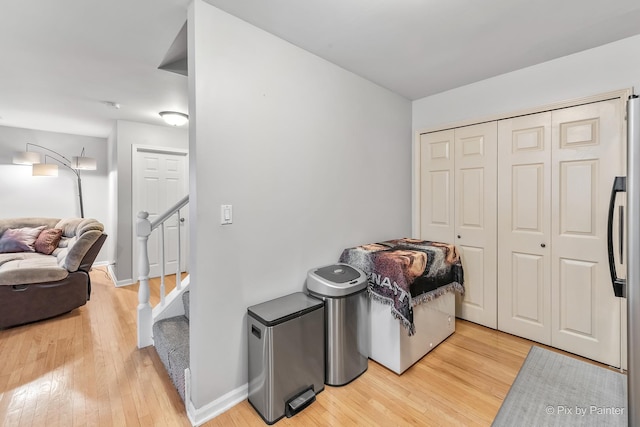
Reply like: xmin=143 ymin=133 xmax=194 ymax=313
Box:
xmin=13 ymin=143 xmax=97 ymax=218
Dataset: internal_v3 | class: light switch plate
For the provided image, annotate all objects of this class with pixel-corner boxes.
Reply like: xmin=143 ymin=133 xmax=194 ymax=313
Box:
xmin=221 ymin=204 xmax=233 ymax=225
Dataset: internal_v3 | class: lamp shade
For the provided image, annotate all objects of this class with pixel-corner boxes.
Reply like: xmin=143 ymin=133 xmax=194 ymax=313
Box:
xmin=160 ymin=111 xmax=189 ymax=126
xmin=32 ymin=163 xmax=58 ymax=176
xmin=13 ymin=151 xmax=41 ymax=165
xmin=72 ymin=156 xmax=97 ymax=170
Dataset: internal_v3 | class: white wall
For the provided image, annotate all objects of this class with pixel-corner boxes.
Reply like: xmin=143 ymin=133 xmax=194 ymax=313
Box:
xmin=0 ymin=125 xmax=109 ymax=263
xmin=111 ymin=120 xmax=188 ymax=284
xmin=188 ymin=0 xmax=411 ymax=412
xmin=413 ymin=34 xmax=640 ymax=132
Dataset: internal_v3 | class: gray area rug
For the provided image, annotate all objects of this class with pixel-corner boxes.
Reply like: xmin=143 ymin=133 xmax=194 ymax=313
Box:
xmin=492 ymin=346 xmax=627 ymax=427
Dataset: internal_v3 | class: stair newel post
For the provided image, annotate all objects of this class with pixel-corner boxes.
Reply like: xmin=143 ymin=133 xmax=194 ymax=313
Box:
xmin=136 ymin=211 xmax=153 ymax=348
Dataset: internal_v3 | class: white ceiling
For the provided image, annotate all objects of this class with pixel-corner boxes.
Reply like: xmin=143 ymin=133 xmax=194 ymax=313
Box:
xmin=2 ymin=0 xmax=640 ymax=138
xmin=0 ymin=0 xmax=190 ymax=138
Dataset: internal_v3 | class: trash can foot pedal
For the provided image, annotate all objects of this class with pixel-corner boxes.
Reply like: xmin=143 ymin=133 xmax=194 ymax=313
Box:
xmin=285 ymin=387 xmax=315 ymax=418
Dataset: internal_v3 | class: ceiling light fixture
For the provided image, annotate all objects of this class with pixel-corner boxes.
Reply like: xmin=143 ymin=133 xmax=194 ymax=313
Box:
xmin=159 ymin=111 xmax=189 ymax=126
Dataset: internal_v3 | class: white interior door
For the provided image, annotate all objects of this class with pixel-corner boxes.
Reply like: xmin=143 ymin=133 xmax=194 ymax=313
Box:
xmin=497 ymin=112 xmax=552 ymax=343
xmin=134 ymin=147 xmax=188 ymax=279
xmin=419 ymin=130 xmax=455 ymax=244
xmin=454 ymin=122 xmax=498 ymax=329
xmin=551 ymin=99 xmax=624 ymax=367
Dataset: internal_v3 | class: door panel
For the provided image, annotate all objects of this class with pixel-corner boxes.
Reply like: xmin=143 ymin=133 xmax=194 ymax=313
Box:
xmin=559 ymin=258 xmax=596 ymax=336
xmin=429 ymin=171 xmax=451 ymax=226
xmin=559 ymin=160 xmax=597 ymax=235
xmin=498 ymin=113 xmax=552 ymax=343
xmin=551 ymin=100 xmax=623 ymax=367
xmin=512 ymin=252 xmax=544 ymax=324
xmin=458 ymin=245 xmax=484 ymax=309
xmin=512 ymin=164 xmax=543 ymax=231
xmin=455 ymin=122 xmax=497 ymax=328
xmin=419 ymin=130 xmax=455 ymax=243
xmin=459 ymin=168 xmax=483 ymax=228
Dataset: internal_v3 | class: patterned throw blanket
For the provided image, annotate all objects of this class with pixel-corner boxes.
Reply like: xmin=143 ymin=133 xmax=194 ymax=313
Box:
xmin=339 ymin=238 xmax=464 ymax=335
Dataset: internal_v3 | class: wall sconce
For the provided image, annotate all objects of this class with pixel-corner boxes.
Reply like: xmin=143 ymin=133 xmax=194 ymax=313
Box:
xmin=159 ymin=111 xmax=189 ymax=126
xmin=12 ymin=143 xmax=97 ymax=218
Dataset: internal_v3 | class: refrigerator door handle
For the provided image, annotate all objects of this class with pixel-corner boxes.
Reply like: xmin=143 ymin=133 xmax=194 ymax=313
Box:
xmin=620 ymin=205 xmax=624 ymax=261
xmin=607 ymin=176 xmax=626 ymax=297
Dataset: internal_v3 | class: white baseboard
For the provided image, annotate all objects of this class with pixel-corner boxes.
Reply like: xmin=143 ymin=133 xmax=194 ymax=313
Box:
xmin=186 ymin=381 xmax=248 ymax=427
xmin=92 ymin=261 xmax=110 ymax=267
xmin=107 ymin=264 xmax=135 ymax=287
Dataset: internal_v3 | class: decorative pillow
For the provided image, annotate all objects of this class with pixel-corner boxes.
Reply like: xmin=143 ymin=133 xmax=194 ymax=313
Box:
xmin=0 ymin=226 xmax=45 ymax=253
xmin=34 ymin=228 xmax=63 ymax=255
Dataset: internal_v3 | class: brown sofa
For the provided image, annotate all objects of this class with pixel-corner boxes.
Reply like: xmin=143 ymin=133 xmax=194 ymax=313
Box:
xmin=0 ymin=218 xmax=106 ymax=329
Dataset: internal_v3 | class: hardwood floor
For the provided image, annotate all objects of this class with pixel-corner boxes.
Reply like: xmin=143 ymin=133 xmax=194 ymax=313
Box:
xmin=0 ymin=268 xmax=189 ymax=427
xmin=0 ymin=269 xmax=607 ymax=426
xmin=210 ymin=321 xmax=531 ymax=427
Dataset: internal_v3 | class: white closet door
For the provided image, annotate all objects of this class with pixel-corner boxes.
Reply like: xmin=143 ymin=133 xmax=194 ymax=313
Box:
xmin=419 ymin=130 xmax=455 ymax=243
xmin=497 ymin=112 xmax=552 ymax=343
xmin=551 ymin=100 xmax=624 ymax=367
xmin=455 ymin=122 xmax=498 ymax=328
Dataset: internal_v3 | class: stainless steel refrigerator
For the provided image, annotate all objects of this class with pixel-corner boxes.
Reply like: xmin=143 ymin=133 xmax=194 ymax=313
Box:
xmin=625 ymin=95 xmax=640 ymax=426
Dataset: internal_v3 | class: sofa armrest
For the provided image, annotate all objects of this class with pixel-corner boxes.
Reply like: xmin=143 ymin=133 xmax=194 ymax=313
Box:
xmin=58 ymin=218 xmax=106 ymax=272
xmin=78 ymin=233 xmax=107 ymax=272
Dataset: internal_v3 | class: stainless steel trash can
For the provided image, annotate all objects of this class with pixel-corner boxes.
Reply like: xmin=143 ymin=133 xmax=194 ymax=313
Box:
xmin=307 ymin=263 xmax=369 ymax=386
xmin=247 ymin=292 xmax=325 ymax=425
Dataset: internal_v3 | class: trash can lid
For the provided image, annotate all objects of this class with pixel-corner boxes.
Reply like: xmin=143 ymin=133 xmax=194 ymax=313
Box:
xmin=306 ymin=263 xmax=367 ymax=298
xmin=314 ymin=264 xmax=361 ymax=283
xmin=248 ymin=292 xmax=324 ymax=327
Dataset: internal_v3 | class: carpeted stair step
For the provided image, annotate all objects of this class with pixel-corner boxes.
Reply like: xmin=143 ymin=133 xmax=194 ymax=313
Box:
xmin=183 ymin=290 xmax=190 ymax=321
xmin=153 ymin=290 xmax=190 ymax=402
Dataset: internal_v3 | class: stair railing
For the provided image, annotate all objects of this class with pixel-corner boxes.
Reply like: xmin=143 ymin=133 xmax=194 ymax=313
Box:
xmin=136 ymin=195 xmax=189 ymax=348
